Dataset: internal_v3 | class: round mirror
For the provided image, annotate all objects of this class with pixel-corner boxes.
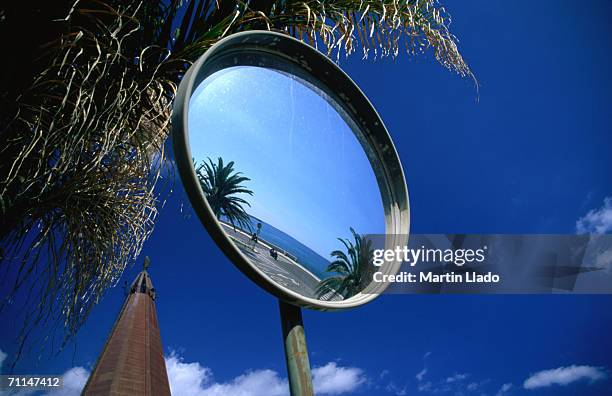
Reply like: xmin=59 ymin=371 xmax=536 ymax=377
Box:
xmin=172 ymin=31 xmax=409 ymax=310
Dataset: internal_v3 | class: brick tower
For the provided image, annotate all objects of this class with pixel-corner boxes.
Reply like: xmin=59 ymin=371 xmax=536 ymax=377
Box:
xmin=82 ymin=258 xmax=171 ymax=395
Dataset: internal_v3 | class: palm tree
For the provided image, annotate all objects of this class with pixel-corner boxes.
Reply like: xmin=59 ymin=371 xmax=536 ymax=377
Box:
xmin=0 ymin=0 xmax=474 ymax=358
xmin=196 ymin=157 xmax=254 ymax=232
xmin=316 ymin=228 xmax=374 ymax=300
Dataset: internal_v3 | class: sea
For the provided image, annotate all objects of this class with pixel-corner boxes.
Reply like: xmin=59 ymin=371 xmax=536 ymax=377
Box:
xmin=240 ymin=215 xmax=331 ymax=279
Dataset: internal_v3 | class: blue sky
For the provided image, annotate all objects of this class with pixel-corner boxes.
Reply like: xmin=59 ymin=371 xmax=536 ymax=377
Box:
xmin=1 ymin=1 xmax=612 ymax=395
xmin=188 ymin=66 xmax=385 ymax=258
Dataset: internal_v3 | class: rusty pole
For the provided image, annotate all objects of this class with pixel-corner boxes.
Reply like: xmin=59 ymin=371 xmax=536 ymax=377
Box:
xmin=279 ymin=300 xmax=314 ymax=396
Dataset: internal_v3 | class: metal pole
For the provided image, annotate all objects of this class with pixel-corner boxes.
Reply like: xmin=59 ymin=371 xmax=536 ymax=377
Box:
xmin=279 ymin=300 xmax=314 ymax=396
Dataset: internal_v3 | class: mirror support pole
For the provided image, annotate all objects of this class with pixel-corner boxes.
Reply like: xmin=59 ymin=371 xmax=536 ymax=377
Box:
xmin=279 ymin=300 xmax=314 ymax=396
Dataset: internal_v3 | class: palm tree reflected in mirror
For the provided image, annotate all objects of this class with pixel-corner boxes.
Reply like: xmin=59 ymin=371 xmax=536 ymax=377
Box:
xmin=316 ymin=229 xmax=374 ymax=300
xmin=195 ymin=157 xmax=254 ymax=232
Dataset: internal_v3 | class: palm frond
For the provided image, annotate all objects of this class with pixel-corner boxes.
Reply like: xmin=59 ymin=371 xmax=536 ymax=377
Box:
xmin=0 ymin=1 xmax=177 ymax=365
xmin=167 ymin=0 xmax=474 ymax=81
xmin=195 ymin=157 xmax=254 ymax=232
xmin=316 ymin=228 xmax=375 ymax=300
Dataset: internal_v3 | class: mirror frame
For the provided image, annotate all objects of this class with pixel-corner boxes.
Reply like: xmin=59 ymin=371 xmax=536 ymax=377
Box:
xmin=172 ymin=31 xmax=409 ymax=310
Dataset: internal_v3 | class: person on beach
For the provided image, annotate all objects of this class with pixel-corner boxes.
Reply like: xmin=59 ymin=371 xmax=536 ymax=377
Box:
xmin=250 ymin=222 xmax=262 ymax=250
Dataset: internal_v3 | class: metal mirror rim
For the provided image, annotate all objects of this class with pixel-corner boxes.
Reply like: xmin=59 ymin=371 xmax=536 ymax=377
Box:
xmin=171 ymin=30 xmax=410 ymax=310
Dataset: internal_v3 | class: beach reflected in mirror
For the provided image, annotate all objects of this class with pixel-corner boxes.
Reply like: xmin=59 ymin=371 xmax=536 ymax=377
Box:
xmin=188 ymin=66 xmax=385 ymax=301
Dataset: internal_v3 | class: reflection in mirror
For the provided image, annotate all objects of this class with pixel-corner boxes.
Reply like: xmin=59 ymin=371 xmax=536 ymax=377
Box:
xmin=188 ymin=66 xmax=385 ymax=301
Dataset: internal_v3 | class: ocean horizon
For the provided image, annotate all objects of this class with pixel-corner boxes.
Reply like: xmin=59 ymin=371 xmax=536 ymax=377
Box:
xmin=232 ymin=215 xmax=332 ymax=279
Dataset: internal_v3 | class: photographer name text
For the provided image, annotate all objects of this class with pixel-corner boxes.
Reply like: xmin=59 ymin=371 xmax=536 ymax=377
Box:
xmin=373 ymin=271 xmax=500 ymax=284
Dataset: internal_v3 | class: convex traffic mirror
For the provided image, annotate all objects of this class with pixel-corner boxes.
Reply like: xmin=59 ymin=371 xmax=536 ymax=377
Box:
xmin=172 ymin=31 xmax=409 ymax=310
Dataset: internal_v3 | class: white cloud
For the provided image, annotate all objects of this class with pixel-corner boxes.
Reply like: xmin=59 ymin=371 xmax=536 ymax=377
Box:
xmin=416 ymin=352 xmax=430 ymax=382
xmin=466 ymin=382 xmax=479 ymax=391
xmin=576 ymin=197 xmax=612 ymax=234
xmin=446 ymin=373 xmax=468 ymax=383
xmin=312 ymin=362 xmax=365 ymax=395
xmin=416 ymin=368 xmax=427 ymax=381
xmin=595 ymin=249 xmax=612 ymax=270
xmin=385 ymin=382 xmax=407 ymax=396
xmin=165 ymin=352 xmax=288 ymax=396
xmin=201 ymin=370 xmax=288 ymax=396
xmin=42 ymin=367 xmax=89 ymax=396
xmin=165 ymin=353 xmax=215 ymax=396
xmin=523 ymin=365 xmax=607 ymax=389
xmin=495 ymin=383 xmax=512 ymax=396
xmin=418 ymin=381 xmax=432 ymax=392
xmin=165 ymin=352 xmax=365 ymax=396
xmin=418 ymin=373 xmax=494 ymax=394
